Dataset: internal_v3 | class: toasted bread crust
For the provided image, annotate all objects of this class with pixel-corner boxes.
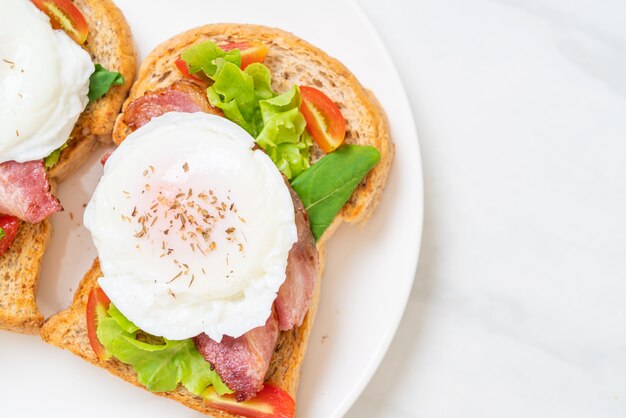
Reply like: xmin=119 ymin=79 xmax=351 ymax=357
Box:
xmin=0 ymin=220 xmax=50 ymax=334
xmin=43 ymin=24 xmax=392 ymax=415
xmin=0 ymin=0 xmax=135 ymax=334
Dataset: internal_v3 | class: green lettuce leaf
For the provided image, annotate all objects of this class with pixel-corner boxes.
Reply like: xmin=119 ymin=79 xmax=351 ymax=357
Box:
xmin=291 ymin=144 xmax=381 ymax=240
xmin=96 ymin=305 xmax=231 ymax=396
xmin=246 ymin=63 xmax=275 ymax=102
xmin=256 ymin=86 xmax=308 ymax=178
xmin=207 ymin=60 xmax=261 ymax=135
xmin=0 ymin=228 xmax=5 ymax=239
xmin=43 ymin=142 xmax=69 ymax=169
xmin=207 ymin=64 xmax=308 ymax=178
xmin=181 ymin=41 xmax=311 ymax=179
xmin=180 ymin=41 xmax=240 ymax=78
xmin=88 ymin=64 xmax=124 ymax=103
xmin=108 ymin=304 xmax=139 ymax=333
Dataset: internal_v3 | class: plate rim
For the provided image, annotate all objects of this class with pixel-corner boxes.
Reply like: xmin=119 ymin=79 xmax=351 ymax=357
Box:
xmin=1 ymin=1 xmax=424 ymax=417
xmin=332 ymin=2 xmax=424 ymax=416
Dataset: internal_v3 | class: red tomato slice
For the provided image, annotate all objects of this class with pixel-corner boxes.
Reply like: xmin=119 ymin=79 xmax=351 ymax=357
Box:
xmin=0 ymin=216 xmax=20 ymax=257
xmin=203 ymin=384 xmax=295 ymax=418
xmin=100 ymin=151 xmax=112 ymax=166
xmin=31 ymin=0 xmax=89 ymax=45
xmin=174 ymin=58 xmax=209 ymax=82
xmin=299 ymin=86 xmax=346 ymax=153
xmin=221 ymin=42 xmax=269 ymax=70
xmin=86 ymin=287 xmax=111 ymax=360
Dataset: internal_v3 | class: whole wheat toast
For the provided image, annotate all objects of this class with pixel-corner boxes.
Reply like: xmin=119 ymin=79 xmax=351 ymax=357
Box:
xmin=0 ymin=0 xmax=136 ymax=334
xmin=41 ymin=24 xmax=393 ymax=416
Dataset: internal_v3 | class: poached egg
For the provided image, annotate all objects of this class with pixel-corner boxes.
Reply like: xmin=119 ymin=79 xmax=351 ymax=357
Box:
xmin=85 ymin=112 xmax=298 ymax=341
xmin=0 ymin=0 xmax=93 ymax=164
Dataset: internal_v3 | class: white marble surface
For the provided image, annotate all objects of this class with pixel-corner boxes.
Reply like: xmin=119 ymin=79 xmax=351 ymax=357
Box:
xmin=349 ymin=0 xmax=626 ymax=416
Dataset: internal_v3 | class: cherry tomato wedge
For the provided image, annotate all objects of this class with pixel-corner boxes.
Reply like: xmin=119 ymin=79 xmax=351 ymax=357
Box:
xmin=299 ymin=86 xmax=346 ymax=153
xmin=221 ymin=42 xmax=269 ymax=70
xmin=31 ymin=0 xmax=89 ymax=45
xmin=86 ymin=287 xmax=111 ymax=360
xmin=203 ymin=384 xmax=295 ymax=418
xmin=174 ymin=58 xmax=209 ymax=82
xmin=100 ymin=151 xmax=112 ymax=166
xmin=0 ymin=216 xmax=20 ymax=257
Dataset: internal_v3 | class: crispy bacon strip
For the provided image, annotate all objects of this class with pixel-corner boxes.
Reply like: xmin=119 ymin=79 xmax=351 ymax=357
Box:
xmin=195 ymin=312 xmax=279 ymax=402
xmin=193 ymin=187 xmax=317 ymax=401
xmin=123 ymin=80 xmax=220 ymax=131
xmin=275 ymin=184 xmax=318 ymax=331
xmin=0 ymin=160 xmax=61 ymax=223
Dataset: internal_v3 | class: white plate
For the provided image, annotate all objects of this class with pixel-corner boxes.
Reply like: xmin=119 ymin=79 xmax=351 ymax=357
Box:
xmin=0 ymin=0 xmax=422 ymax=416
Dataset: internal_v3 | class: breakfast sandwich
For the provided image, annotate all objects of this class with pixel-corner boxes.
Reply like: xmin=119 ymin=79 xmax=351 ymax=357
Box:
xmin=41 ymin=24 xmax=393 ymax=417
xmin=0 ymin=0 xmax=135 ymax=333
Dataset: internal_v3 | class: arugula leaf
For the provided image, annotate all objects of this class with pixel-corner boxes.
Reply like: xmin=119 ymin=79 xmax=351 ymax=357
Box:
xmin=180 ymin=41 xmax=241 ymax=78
xmin=97 ymin=305 xmax=231 ymax=396
xmin=291 ymin=144 xmax=381 ymax=240
xmin=88 ymin=64 xmax=124 ymax=103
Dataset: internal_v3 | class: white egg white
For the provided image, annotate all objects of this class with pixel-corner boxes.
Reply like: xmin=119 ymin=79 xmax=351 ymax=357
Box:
xmin=0 ymin=0 xmax=93 ymax=163
xmin=85 ymin=112 xmax=297 ymax=341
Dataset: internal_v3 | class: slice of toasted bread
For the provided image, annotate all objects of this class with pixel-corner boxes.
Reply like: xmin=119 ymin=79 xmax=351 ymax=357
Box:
xmin=42 ymin=24 xmax=391 ymax=415
xmin=41 ymin=247 xmax=325 ymax=417
xmin=0 ymin=0 xmax=135 ymax=334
